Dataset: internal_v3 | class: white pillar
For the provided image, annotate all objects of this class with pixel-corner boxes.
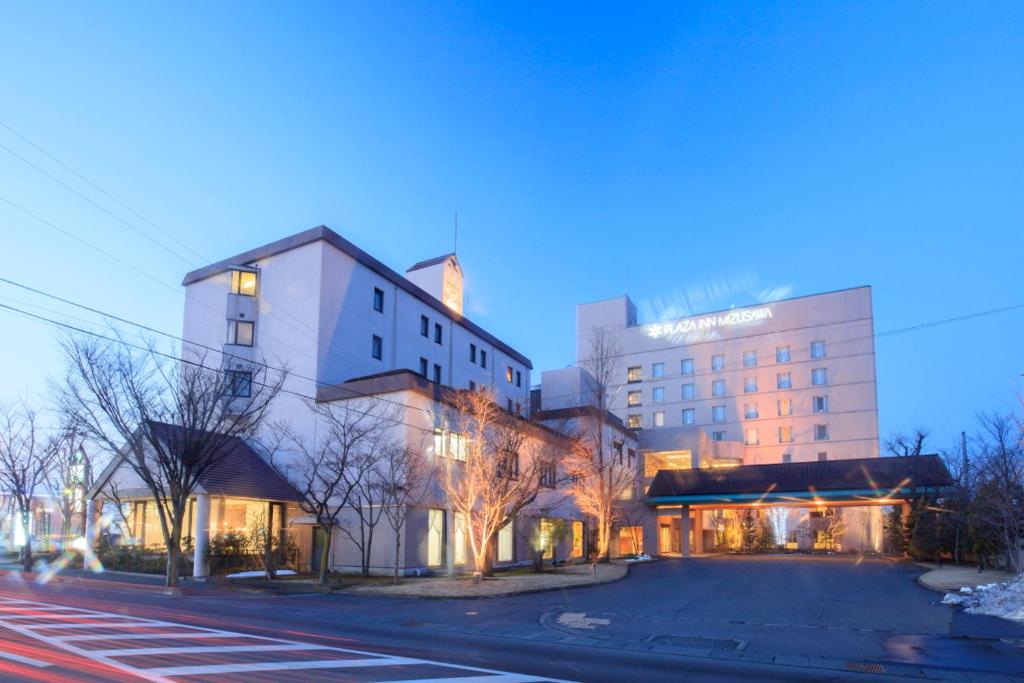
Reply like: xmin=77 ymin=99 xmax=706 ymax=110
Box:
xmin=445 ymin=507 xmax=454 ymax=577
xmin=83 ymin=499 xmax=97 ymax=548
xmin=193 ymin=494 xmax=211 ymax=579
xmin=680 ymin=505 xmax=691 ymax=557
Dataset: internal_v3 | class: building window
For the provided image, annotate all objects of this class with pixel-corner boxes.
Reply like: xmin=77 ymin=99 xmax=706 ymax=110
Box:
xmin=782 ymin=453 xmax=792 ymax=464
xmin=516 ymin=370 xmax=522 ymax=388
xmin=229 ymin=270 xmax=257 ymax=297
xmin=682 ymin=383 xmax=695 ymax=401
xmin=681 ymin=358 xmax=694 ymax=375
xmin=572 ymin=520 xmax=585 ymax=556
xmin=433 ymin=363 xmax=442 ymax=384
xmin=469 ymin=380 xmax=476 ymax=391
xmin=498 ymin=522 xmax=514 ymax=563
xmin=712 ymin=430 xmax=725 ymax=441
xmin=225 ymin=370 xmax=252 ymax=397
xmin=373 ymin=287 xmax=384 ymax=313
xmin=498 ymin=449 xmax=520 ymax=479
xmin=779 ymin=426 xmax=793 ymax=443
xmin=652 ymin=387 xmax=665 ymax=403
xmin=745 ymin=429 xmax=759 ymax=445
xmin=507 ymin=398 xmax=514 ymax=412
xmin=682 ymin=408 xmax=695 ymax=425
xmin=627 ymin=390 xmax=642 ymax=407
xmin=811 ymin=340 xmax=826 ymax=359
xmin=420 ymin=315 xmax=429 ymax=337
xmin=419 ymin=357 xmax=428 ymax=377
xmin=434 ymin=323 xmax=443 ymax=344
xmin=776 ymin=346 xmax=791 ymax=363
xmin=711 ymin=354 xmax=725 ymax=372
xmin=817 ymin=452 xmax=828 ymax=462
xmin=371 ymin=334 xmax=383 ymax=360
xmin=434 ymin=429 xmax=467 ymax=461
xmin=813 ymin=396 xmax=829 ymax=413
xmin=228 ymin=320 xmax=254 ymax=346
xmin=743 ymin=350 xmax=757 ymax=368
xmin=505 ymin=366 xmax=513 ymax=382
xmin=712 ymin=379 xmax=726 ymax=397
xmin=744 ymin=376 xmax=757 ymax=393
xmin=627 ymin=366 xmax=642 ymax=383
xmin=540 ymin=461 xmax=557 ymax=488
xmin=627 ymin=414 xmax=642 ymax=429
xmin=814 ymin=424 xmax=829 ymax=441
xmin=778 ymin=399 xmax=792 ymax=416
xmin=427 ymin=509 xmax=445 ymax=566
xmin=652 ymin=362 xmax=665 ymax=378
xmin=470 ymin=343 xmax=477 ymax=362
xmin=777 ymin=372 xmax=792 ymax=389
xmin=744 ymin=403 xmax=758 ymax=419
xmin=653 ymin=411 xmax=665 ymax=428
xmin=712 ymin=405 xmax=726 ymax=423
xmin=480 ymin=350 xmax=488 ymax=368
xmin=812 ymin=368 xmax=828 ymax=386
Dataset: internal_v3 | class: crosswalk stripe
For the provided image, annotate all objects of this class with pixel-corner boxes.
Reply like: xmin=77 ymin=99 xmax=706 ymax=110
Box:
xmin=0 ymin=650 xmax=53 ymax=668
xmin=94 ymin=643 xmax=332 ymax=656
xmin=141 ymin=656 xmax=424 ymax=677
xmin=27 ymin=620 xmax=161 ymax=630
xmin=386 ymin=676 xmax=556 ymax=683
xmin=58 ymin=631 xmax=256 ymax=642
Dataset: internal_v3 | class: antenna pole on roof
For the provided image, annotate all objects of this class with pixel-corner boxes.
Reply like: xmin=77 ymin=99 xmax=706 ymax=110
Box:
xmin=454 ymin=210 xmax=458 ymax=255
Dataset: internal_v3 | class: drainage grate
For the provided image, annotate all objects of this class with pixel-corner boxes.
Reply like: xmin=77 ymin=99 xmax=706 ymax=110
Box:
xmin=846 ymin=662 xmax=885 ymax=673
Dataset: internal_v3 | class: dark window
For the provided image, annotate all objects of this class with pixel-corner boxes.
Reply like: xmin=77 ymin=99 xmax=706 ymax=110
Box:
xmin=614 ymin=441 xmax=624 ymax=464
xmin=434 ymin=323 xmax=443 ymax=344
xmin=433 ymin=363 xmax=442 ymax=384
xmin=539 ymin=461 xmax=557 ymax=488
xmin=817 ymin=452 xmax=828 ymax=462
xmin=229 ymin=320 xmax=254 ymax=346
xmin=627 ymin=448 xmax=637 ymax=465
xmin=515 ymin=402 xmax=521 ymax=415
xmin=371 ymin=335 xmax=383 ymax=360
xmin=373 ymin=287 xmax=384 ymax=312
xmin=498 ymin=449 xmax=520 ymax=480
xmin=470 ymin=343 xmax=477 ymax=362
xmin=515 ymin=370 xmax=522 ymax=387
xmin=469 ymin=380 xmax=476 ymax=391
xmin=507 ymin=398 xmax=514 ymax=412
xmin=420 ymin=315 xmax=429 ymax=337
xmin=225 ymin=370 xmax=252 ymax=397
xmin=419 ymin=357 xmax=428 ymax=377
xmin=480 ymin=350 xmax=487 ymax=368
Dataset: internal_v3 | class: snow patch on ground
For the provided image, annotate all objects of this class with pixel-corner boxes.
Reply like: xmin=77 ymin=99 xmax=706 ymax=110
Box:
xmin=943 ymin=575 xmax=1024 ymax=622
xmin=225 ymin=569 xmax=296 ymax=579
xmin=623 ymin=554 xmax=652 ymax=563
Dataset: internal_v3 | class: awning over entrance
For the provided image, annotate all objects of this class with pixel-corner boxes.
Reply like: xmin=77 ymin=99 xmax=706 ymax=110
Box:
xmin=646 ymin=455 xmax=953 ymax=506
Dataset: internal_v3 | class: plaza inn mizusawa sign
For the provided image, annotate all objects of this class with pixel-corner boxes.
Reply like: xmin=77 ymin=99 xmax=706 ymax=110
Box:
xmin=645 ymin=306 xmax=774 ymax=338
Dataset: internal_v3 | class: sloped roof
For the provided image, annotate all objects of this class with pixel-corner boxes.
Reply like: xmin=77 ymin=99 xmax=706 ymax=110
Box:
xmin=407 ymin=253 xmax=459 ymax=272
xmin=647 ymin=455 xmax=953 ymax=501
xmin=180 ymin=226 xmax=530 ymax=368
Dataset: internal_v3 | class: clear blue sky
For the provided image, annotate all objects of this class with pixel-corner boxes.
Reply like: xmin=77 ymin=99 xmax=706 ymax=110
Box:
xmin=1 ymin=2 xmax=1021 ymax=450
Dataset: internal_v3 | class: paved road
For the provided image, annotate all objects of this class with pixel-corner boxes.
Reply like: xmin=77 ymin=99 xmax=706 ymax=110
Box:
xmin=0 ymin=556 xmax=1021 ymax=682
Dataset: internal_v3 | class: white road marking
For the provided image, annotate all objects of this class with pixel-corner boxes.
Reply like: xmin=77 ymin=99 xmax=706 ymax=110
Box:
xmin=0 ymin=594 xmax=575 ymax=682
xmin=0 ymin=649 xmax=53 ymax=668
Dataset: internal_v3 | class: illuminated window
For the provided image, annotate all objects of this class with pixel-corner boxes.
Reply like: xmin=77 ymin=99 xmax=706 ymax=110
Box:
xmin=779 ymin=426 xmax=793 ymax=443
xmin=711 ymin=354 xmax=725 ymax=372
xmin=682 ymin=383 xmax=695 ymax=400
xmin=506 ymin=366 xmax=514 ymax=382
xmin=712 ymin=430 xmax=725 ymax=441
xmin=434 ymin=323 xmax=443 ymax=344
xmin=681 ymin=358 xmax=694 ymax=375
xmin=817 ymin=451 xmax=828 ymax=462
xmin=813 ymin=396 xmax=829 ymax=413
xmin=539 ymin=518 xmax=555 ymax=560
xmin=812 ymin=368 xmax=828 ymax=386
xmin=811 ymin=340 xmax=826 ymax=359
xmin=373 ymin=287 xmax=384 ymax=313
xmin=419 ymin=357 xmax=428 ymax=377
xmin=434 ymin=429 xmax=467 ymax=461
xmin=745 ymin=429 xmax=759 ymax=445
xmin=652 ymin=387 xmax=665 ymax=403
xmin=814 ymin=424 xmax=829 ymax=441
xmin=777 ymin=372 xmax=792 ymax=389
xmin=454 ymin=512 xmax=467 ymax=565
xmin=225 ymin=370 xmax=251 ymax=398
xmin=627 ymin=390 xmax=642 ymax=406
xmin=228 ymin=320 xmax=254 ymax=346
xmin=420 ymin=315 xmax=429 ymax=337
xmin=712 ymin=405 xmax=726 ymax=423
xmin=653 ymin=411 xmax=665 ymax=428
xmin=743 ymin=350 xmax=757 ymax=368
xmin=229 ymin=270 xmax=257 ymax=297
xmin=627 ymin=414 xmax=642 ymax=429
xmin=778 ymin=399 xmax=793 ymax=416
xmin=776 ymin=346 xmax=791 ymax=363
xmin=744 ymin=377 xmax=757 ymax=393
xmin=652 ymin=362 xmax=665 ymax=378
xmin=627 ymin=366 xmax=642 ymax=383
xmin=712 ymin=379 xmax=726 ymax=397
xmin=682 ymin=408 xmax=695 ymax=425
xmin=450 ymin=432 xmax=467 ymax=461
xmin=371 ymin=335 xmax=383 ymax=360
xmin=427 ymin=509 xmax=444 ymax=566
xmin=572 ymin=521 xmax=584 ymax=558
xmin=618 ymin=526 xmax=643 ymax=556
xmin=744 ymin=403 xmax=758 ymax=419
xmin=498 ymin=522 xmax=514 ymax=563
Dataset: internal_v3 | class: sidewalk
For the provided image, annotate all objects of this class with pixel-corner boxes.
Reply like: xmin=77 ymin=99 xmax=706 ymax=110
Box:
xmin=915 ymin=562 xmax=1018 ymax=593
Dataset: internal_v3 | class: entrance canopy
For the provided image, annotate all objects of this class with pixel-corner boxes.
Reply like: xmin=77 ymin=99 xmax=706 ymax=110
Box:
xmin=646 ymin=455 xmax=953 ymax=507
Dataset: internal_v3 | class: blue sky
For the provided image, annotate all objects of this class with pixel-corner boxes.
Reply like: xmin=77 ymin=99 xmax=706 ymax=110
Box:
xmin=1 ymin=2 xmax=1021 ymax=450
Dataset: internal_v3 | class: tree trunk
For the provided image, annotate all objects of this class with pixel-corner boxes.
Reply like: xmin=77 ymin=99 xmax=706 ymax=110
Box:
xmin=393 ymin=523 xmax=401 ymax=585
xmin=20 ymin=509 xmax=33 ymax=573
xmin=318 ymin=527 xmax=332 ymax=586
xmin=165 ymin=544 xmax=180 ymax=588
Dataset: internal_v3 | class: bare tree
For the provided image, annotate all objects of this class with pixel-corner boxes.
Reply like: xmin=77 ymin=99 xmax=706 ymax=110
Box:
xmin=885 ymin=429 xmax=930 ymax=458
xmin=0 ymin=402 xmax=59 ymax=572
xmin=380 ymin=442 xmax=429 ymax=585
xmin=339 ymin=446 xmax=388 ymax=578
xmin=48 ymin=418 xmax=97 ymax=547
xmin=56 ymin=334 xmax=284 ymax=587
xmin=438 ymin=387 xmax=549 ymax=576
xmin=970 ymin=411 xmax=1024 ymax=573
xmin=568 ymin=328 xmax=634 ymax=562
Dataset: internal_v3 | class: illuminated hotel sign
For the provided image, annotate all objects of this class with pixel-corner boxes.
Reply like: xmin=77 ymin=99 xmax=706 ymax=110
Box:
xmin=646 ymin=307 xmax=773 ymax=338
